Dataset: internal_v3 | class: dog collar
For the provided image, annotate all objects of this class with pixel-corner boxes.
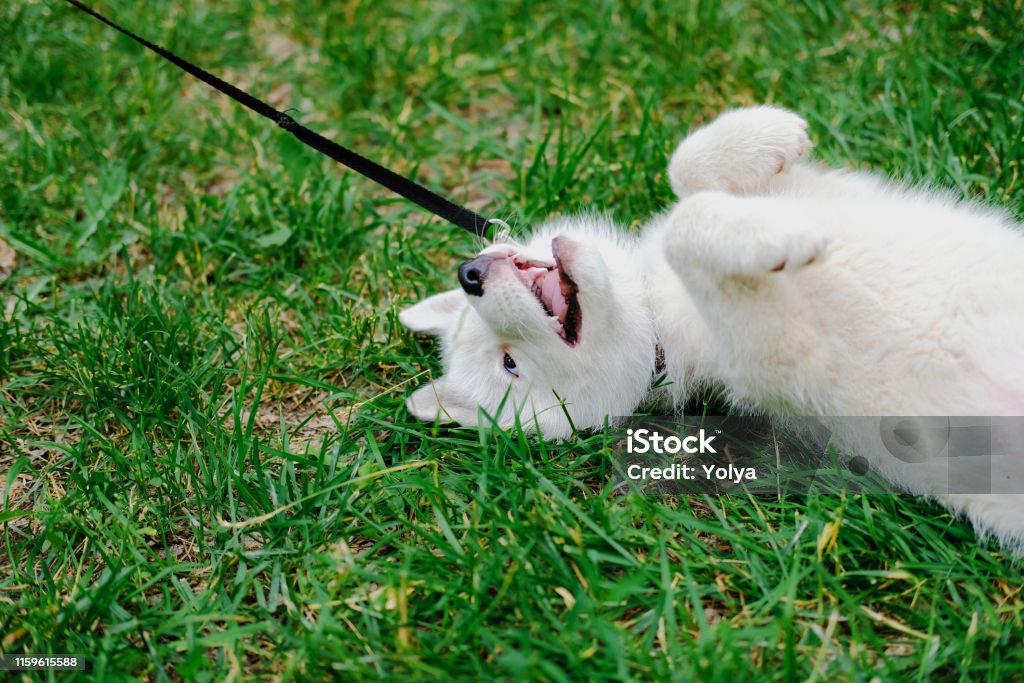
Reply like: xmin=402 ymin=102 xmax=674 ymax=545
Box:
xmin=654 ymin=343 xmax=666 ymax=376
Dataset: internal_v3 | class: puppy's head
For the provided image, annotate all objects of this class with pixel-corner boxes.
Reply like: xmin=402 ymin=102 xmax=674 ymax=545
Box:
xmin=400 ymin=215 xmax=657 ymax=438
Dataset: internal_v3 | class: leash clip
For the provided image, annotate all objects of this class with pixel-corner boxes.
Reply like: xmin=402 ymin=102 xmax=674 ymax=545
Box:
xmin=488 ymin=218 xmax=513 ymax=244
xmin=276 ymin=113 xmax=298 ymax=130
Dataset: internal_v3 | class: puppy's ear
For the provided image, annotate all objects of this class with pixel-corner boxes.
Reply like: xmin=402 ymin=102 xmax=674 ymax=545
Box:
xmin=399 ymin=289 xmax=465 ymax=337
xmin=406 ymin=380 xmax=478 ymax=426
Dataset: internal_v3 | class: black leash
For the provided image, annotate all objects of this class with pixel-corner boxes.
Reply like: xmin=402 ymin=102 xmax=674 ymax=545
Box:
xmin=61 ymin=0 xmax=495 ymax=237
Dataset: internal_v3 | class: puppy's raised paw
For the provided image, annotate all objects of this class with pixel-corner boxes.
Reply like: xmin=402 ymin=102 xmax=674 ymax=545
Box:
xmin=664 ymin=192 xmax=829 ymax=280
xmin=759 ymin=108 xmax=812 ymax=175
xmin=669 ymin=105 xmax=813 ymax=198
xmin=758 ymin=226 xmax=829 ymax=274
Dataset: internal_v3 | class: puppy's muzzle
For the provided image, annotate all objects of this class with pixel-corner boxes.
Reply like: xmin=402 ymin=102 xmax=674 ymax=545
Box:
xmin=458 ymin=254 xmax=505 ymax=296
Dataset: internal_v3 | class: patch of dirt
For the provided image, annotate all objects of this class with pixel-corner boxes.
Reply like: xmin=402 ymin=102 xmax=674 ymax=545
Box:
xmin=221 ymin=388 xmax=352 ymax=453
xmin=0 ymin=237 xmax=16 ymax=282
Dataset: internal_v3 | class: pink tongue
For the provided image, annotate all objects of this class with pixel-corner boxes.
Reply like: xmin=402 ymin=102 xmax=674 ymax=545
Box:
xmin=540 ymin=270 xmax=568 ymax=319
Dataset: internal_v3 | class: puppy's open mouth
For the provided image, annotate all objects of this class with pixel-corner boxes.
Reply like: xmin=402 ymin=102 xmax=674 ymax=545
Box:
xmin=511 ymin=240 xmax=581 ymax=346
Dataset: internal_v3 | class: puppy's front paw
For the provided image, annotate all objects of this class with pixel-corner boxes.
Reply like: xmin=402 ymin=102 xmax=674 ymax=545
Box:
xmin=748 ymin=224 xmax=828 ymax=274
xmin=669 ymin=105 xmax=812 ymax=198
xmin=752 ymin=106 xmax=812 ymax=175
xmin=665 ymin=192 xmax=828 ymax=279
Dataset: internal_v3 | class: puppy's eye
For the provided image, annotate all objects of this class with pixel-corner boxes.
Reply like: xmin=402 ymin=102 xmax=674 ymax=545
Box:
xmin=502 ymin=353 xmax=519 ymax=377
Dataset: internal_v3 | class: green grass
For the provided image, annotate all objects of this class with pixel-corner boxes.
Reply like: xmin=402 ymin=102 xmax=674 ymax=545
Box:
xmin=2 ymin=0 xmax=1024 ymax=680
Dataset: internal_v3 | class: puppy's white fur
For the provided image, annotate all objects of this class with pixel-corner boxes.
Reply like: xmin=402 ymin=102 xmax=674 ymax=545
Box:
xmin=401 ymin=106 xmax=1024 ymax=550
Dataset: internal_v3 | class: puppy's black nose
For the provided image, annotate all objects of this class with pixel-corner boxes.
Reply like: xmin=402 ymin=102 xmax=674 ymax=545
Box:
xmin=458 ymin=257 xmax=488 ymax=296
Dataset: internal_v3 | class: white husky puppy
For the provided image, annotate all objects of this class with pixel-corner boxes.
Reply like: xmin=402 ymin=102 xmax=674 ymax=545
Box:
xmin=400 ymin=106 xmax=1024 ymax=549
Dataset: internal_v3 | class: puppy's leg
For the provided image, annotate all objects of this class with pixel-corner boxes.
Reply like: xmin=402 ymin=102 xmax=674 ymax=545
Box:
xmin=660 ymin=191 xmax=831 ymax=410
xmin=669 ymin=106 xmax=812 ymax=199
xmin=663 ymin=191 xmax=828 ymax=280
